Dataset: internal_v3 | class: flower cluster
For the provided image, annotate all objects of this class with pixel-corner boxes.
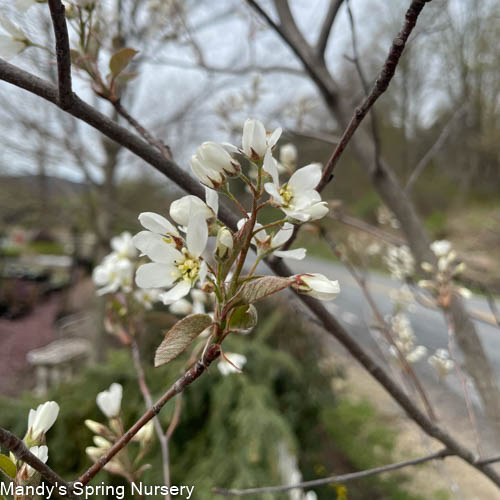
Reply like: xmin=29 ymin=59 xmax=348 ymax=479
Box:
xmin=419 ymin=240 xmax=471 ymax=306
xmin=384 ymin=245 xmax=415 ymax=280
xmin=428 ymin=348 xmax=455 ymax=377
xmin=387 ymin=313 xmax=427 ymax=364
xmin=85 ymin=383 xmax=153 ymax=480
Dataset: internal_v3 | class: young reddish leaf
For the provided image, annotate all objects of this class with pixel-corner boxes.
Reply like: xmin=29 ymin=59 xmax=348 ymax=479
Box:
xmin=109 ymin=48 xmax=139 ymax=77
xmin=0 ymin=454 xmax=16 ymax=479
xmin=154 ymin=314 xmax=213 ymax=367
xmin=236 ymin=276 xmax=293 ymax=304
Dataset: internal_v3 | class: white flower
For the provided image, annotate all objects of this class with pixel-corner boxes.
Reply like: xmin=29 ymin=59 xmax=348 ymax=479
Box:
xmin=133 ymin=210 xmax=208 ymax=304
xmin=218 ymin=353 xmax=247 ymax=376
xmin=92 ymin=253 xmax=134 ymax=295
xmin=216 ymin=226 xmax=234 ymax=259
xmin=169 ymin=192 xmax=216 ymax=228
xmin=406 ymin=345 xmax=428 ymax=363
xmin=384 ymin=245 xmax=414 ymax=280
xmin=96 ymin=383 xmax=122 ymax=419
xmin=26 ymin=446 xmax=48 ymax=477
xmin=110 ymin=232 xmax=137 ymax=259
xmin=27 ymin=401 xmax=60 ymax=440
xmin=133 ymin=288 xmax=161 ymax=309
xmin=293 ymin=273 xmax=340 ymax=301
xmin=169 ymin=287 xmax=209 ymax=316
xmin=241 ymin=118 xmax=281 ymax=160
xmin=264 ymin=163 xmax=328 ymax=222
xmin=0 ymin=15 xmax=30 ymax=59
xmin=279 ymin=143 xmax=297 ymax=168
xmin=428 ymin=349 xmax=455 ymax=377
xmin=190 ymin=142 xmax=240 ymax=189
xmin=430 ymin=240 xmax=451 ymax=257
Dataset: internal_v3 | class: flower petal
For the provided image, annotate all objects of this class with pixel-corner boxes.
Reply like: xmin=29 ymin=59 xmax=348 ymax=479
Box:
xmin=133 ymin=231 xmax=182 ymax=263
xmin=136 ymin=262 xmax=178 ymax=288
xmin=274 ymin=248 xmax=306 ymax=260
xmin=159 ymin=280 xmax=192 ymax=305
xmin=288 ymin=163 xmax=322 ymax=192
xmin=271 ymin=222 xmax=294 ymax=247
xmin=205 ymin=187 xmax=219 ymax=215
xmin=263 ymin=149 xmax=279 ymax=186
xmin=138 ymin=212 xmax=179 ymax=236
xmin=186 ymin=211 xmax=208 ymax=258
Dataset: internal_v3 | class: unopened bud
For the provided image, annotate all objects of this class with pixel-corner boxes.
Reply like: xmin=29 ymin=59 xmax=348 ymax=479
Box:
xmin=215 ymin=227 xmax=234 ymax=260
xmin=84 ymin=419 xmax=108 ymax=436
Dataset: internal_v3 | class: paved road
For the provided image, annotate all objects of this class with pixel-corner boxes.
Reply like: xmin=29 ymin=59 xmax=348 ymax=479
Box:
xmin=265 ymin=257 xmax=500 ymax=410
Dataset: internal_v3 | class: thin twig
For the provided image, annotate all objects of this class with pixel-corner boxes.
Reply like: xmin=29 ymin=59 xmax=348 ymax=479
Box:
xmin=405 ymin=105 xmax=465 ymax=192
xmin=130 ymin=339 xmax=171 ymax=499
xmin=114 ymin=101 xmax=173 ymax=160
xmin=316 ymin=0 xmax=344 ymax=58
xmin=317 ymin=0 xmax=432 ymax=192
xmin=214 ymin=449 xmax=453 ymax=496
xmin=346 ymin=0 xmax=382 ymax=174
xmin=165 ymin=394 xmax=183 ymax=441
xmin=47 ymin=0 xmax=73 ymax=109
xmin=320 ymin=227 xmax=437 ymax=421
xmin=444 ymin=310 xmax=484 ymax=458
xmin=77 ymin=344 xmax=220 ymax=486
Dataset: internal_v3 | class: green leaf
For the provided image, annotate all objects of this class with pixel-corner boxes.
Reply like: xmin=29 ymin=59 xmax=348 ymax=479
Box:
xmin=228 ymin=305 xmax=258 ymax=332
xmin=154 ymin=314 xmax=213 ymax=367
xmin=236 ymin=276 xmax=293 ymax=304
xmin=109 ymin=48 xmax=139 ymax=77
xmin=0 ymin=454 xmax=16 ymax=479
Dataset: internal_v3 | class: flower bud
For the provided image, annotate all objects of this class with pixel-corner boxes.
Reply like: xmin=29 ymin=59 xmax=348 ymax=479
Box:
xmin=279 ymin=143 xmax=297 ymax=168
xmin=26 ymin=401 xmax=60 ymax=442
xmin=190 ymin=142 xmax=240 ymax=189
xmin=96 ymin=383 xmax=122 ymax=419
xmin=170 ymin=195 xmax=213 ymax=227
xmin=84 ymin=419 xmax=108 ymax=436
xmin=215 ymin=227 xmax=234 ymax=260
xmin=293 ymin=273 xmax=340 ymax=301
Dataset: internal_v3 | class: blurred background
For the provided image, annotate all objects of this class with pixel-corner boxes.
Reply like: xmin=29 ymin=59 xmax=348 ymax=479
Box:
xmin=0 ymin=0 xmax=499 ymax=498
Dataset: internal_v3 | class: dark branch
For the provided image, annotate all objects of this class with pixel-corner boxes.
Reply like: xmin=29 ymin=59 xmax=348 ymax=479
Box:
xmin=2 ymin=57 xmax=500 ymax=488
xmin=317 ymin=0 xmax=432 ymax=191
xmin=214 ymin=448 xmax=452 ymax=496
xmin=0 ymin=427 xmax=76 ymax=499
xmin=47 ymin=0 xmax=73 ymax=109
xmin=316 ymin=0 xmax=344 ymax=58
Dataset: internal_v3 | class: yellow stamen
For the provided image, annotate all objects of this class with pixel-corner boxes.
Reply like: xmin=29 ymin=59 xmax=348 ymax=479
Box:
xmin=279 ymin=184 xmax=293 ymax=207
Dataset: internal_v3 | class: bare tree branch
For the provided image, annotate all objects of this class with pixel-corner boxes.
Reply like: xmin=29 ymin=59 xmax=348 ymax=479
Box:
xmin=2 ymin=58 xmax=500 ymax=487
xmin=316 ymin=0 xmax=344 ymax=58
xmin=214 ymin=448 xmax=452 ymax=496
xmin=317 ymin=0 xmax=432 ymax=191
xmin=214 ymin=448 xmax=500 ymax=496
xmin=405 ymin=105 xmax=466 ymax=192
xmin=47 ymin=0 xmax=73 ymax=109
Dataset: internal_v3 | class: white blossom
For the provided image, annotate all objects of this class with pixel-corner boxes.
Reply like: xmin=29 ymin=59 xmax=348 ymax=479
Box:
xmin=241 ymin=118 xmax=281 ymax=160
xmin=92 ymin=252 xmax=134 ymax=295
xmin=96 ymin=383 xmax=122 ymax=419
xmin=133 ymin=288 xmax=162 ymax=309
xmin=132 ymin=420 xmax=154 ymax=445
xmin=279 ymin=143 xmax=297 ymax=170
xmin=384 ymin=245 xmax=415 ymax=280
xmin=293 ymin=273 xmax=340 ymax=301
xmin=110 ymin=231 xmax=137 ymax=259
xmin=430 ymin=240 xmax=452 ymax=257
xmin=428 ymin=349 xmax=455 ymax=377
xmin=190 ymin=142 xmax=240 ymax=189
xmin=26 ymin=446 xmax=48 ymax=477
xmin=169 ymin=287 xmax=209 ymax=316
xmin=133 ymin=210 xmax=209 ymax=304
xmin=218 ymin=353 xmax=247 ymax=376
xmin=264 ymin=163 xmax=328 ymax=222
xmin=169 ymin=193 xmax=215 ymax=229
xmin=27 ymin=401 xmax=60 ymax=440
xmin=216 ymin=226 xmax=234 ymax=259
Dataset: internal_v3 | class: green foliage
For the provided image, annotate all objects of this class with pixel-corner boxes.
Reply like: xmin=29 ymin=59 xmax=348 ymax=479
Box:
xmin=0 ymin=306 xmax=434 ymax=499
